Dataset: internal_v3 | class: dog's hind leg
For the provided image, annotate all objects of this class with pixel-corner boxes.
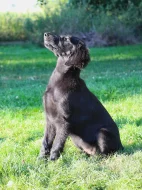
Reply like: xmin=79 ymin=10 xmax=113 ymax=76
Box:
xmin=97 ymin=128 xmax=122 ymax=155
xmin=70 ymin=134 xmax=97 ymax=155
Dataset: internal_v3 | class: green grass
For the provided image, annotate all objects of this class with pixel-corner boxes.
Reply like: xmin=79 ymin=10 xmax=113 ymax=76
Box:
xmin=0 ymin=44 xmax=142 ymax=190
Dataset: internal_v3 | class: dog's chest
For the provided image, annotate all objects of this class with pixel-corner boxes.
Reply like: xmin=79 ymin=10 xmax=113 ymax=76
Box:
xmin=44 ymin=86 xmax=70 ymax=120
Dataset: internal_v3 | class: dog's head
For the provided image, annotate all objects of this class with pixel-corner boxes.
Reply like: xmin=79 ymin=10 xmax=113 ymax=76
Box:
xmin=44 ymin=33 xmax=90 ymax=69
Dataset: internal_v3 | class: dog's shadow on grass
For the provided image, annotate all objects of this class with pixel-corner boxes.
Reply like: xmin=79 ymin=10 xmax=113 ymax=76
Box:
xmin=116 ymin=117 xmax=142 ymax=129
xmin=115 ymin=117 xmax=142 ymax=155
xmin=120 ymin=142 xmax=142 ymax=155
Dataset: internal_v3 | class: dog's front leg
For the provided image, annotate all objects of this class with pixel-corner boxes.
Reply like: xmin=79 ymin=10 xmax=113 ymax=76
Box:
xmin=39 ymin=123 xmax=56 ymax=159
xmin=50 ymin=125 xmax=69 ymax=160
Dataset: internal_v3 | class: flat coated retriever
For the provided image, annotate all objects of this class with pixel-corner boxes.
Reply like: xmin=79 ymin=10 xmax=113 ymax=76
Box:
xmin=39 ymin=33 xmax=123 ymax=160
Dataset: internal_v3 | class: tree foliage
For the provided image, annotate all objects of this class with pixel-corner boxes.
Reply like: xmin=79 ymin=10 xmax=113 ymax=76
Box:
xmin=69 ymin=0 xmax=141 ymax=10
xmin=37 ymin=0 xmax=141 ymax=12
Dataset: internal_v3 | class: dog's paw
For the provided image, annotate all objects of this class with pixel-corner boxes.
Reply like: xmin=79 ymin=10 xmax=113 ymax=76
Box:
xmin=50 ymin=151 xmax=59 ymax=161
xmin=37 ymin=153 xmax=48 ymax=161
xmin=38 ymin=148 xmax=50 ymax=160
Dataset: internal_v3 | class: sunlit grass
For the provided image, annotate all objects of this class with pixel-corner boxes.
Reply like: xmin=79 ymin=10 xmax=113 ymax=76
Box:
xmin=0 ymin=44 xmax=142 ymax=189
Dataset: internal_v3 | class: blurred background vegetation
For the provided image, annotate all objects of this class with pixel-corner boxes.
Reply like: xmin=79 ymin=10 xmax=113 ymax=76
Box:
xmin=0 ymin=0 xmax=142 ymax=46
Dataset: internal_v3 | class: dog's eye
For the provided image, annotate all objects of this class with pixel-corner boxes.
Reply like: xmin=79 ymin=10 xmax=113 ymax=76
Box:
xmin=64 ymin=37 xmax=67 ymax=41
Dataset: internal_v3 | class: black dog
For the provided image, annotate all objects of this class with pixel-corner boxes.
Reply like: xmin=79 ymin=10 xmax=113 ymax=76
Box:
xmin=39 ymin=33 xmax=123 ymax=160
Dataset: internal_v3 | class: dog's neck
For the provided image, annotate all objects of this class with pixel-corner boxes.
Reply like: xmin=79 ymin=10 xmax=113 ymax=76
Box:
xmin=56 ymin=57 xmax=81 ymax=76
xmin=48 ymin=57 xmax=81 ymax=86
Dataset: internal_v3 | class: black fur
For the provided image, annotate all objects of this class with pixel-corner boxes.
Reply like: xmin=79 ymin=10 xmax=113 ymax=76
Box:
xmin=39 ymin=33 xmax=123 ymax=160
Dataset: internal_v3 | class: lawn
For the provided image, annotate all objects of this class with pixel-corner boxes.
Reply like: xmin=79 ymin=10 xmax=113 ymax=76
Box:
xmin=0 ymin=43 xmax=142 ymax=190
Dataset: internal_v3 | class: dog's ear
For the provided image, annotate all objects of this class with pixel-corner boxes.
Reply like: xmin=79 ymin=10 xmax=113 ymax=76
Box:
xmin=78 ymin=43 xmax=90 ymax=68
xmin=65 ymin=42 xmax=90 ymax=69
